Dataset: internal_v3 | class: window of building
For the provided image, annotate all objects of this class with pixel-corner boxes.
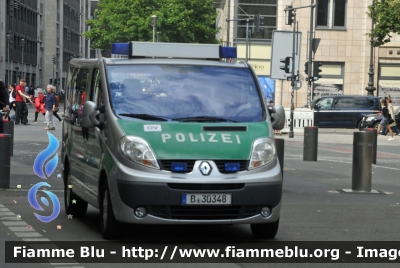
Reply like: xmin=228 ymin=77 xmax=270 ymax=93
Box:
xmin=316 ymin=0 xmax=347 ymax=29
xmin=237 ymin=0 xmax=277 ymax=41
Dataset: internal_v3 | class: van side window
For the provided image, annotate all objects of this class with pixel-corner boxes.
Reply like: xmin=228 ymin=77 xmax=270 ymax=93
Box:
xmin=71 ymin=68 xmax=90 ymax=126
xmin=91 ymin=69 xmax=103 ymax=106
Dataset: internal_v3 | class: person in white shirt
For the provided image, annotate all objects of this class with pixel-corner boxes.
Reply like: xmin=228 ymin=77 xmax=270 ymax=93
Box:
xmin=8 ymin=84 xmax=16 ymax=120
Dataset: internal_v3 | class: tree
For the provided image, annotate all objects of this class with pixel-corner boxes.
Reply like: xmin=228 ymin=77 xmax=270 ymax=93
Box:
xmin=85 ymin=0 xmax=220 ymax=49
xmin=367 ymin=0 xmax=400 ymax=46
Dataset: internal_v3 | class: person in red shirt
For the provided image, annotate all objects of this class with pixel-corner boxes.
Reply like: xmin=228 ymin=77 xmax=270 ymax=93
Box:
xmin=15 ymin=79 xmax=32 ymax=125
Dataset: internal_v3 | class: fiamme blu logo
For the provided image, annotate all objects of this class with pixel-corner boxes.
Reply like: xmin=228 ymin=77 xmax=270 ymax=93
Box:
xmin=28 ymin=132 xmax=60 ymax=223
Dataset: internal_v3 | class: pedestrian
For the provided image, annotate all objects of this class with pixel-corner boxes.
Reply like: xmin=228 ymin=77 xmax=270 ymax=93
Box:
xmin=33 ymin=89 xmax=46 ymax=124
xmin=44 ymin=84 xmax=56 ymax=130
xmin=53 ymin=94 xmax=62 ymax=122
xmin=0 ymin=79 xmax=10 ymax=133
xmin=8 ymin=84 xmax=16 ymax=113
xmin=387 ymin=98 xmax=400 ymax=135
xmin=377 ymin=98 xmax=395 ymax=140
xmin=15 ymin=79 xmax=33 ymax=125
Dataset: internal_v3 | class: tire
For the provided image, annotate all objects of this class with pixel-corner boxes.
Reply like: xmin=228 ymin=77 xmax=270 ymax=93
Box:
xmin=250 ymin=218 xmax=280 ymax=239
xmin=100 ymin=180 xmax=119 ymax=239
xmin=373 ymin=122 xmax=380 ymax=130
xmin=357 ymin=120 xmax=364 ymax=130
xmin=64 ymin=166 xmax=88 ymax=217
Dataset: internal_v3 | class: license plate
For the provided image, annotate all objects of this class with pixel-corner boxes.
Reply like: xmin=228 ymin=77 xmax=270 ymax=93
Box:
xmin=181 ymin=194 xmax=231 ymax=205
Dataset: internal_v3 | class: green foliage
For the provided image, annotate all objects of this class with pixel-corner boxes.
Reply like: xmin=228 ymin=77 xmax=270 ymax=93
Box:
xmin=367 ymin=0 xmax=400 ymax=46
xmin=85 ymin=0 xmax=220 ymax=49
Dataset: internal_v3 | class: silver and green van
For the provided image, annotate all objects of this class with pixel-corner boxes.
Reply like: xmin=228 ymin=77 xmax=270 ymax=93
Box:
xmin=61 ymin=42 xmax=285 ymax=239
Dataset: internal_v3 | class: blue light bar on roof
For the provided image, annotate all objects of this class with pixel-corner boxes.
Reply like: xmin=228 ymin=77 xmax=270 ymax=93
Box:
xmin=111 ymin=43 xmax=130 ymax=56
xmin=219 ymin=46 xmax=237 ymax=59
xmin=110 ymin=42 xmax=237 ymax=60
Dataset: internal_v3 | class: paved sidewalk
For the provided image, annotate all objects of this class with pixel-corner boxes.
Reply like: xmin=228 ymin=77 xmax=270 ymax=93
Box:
xmin=275 ymin=128 xmax=400 ymax=146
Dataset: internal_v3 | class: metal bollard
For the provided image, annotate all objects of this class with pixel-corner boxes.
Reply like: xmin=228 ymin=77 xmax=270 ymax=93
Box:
xmin=364 ymin=128 xmax=377 ymax=164
xmin=0 ymin=134 xmax=11 ymax=188
xmin=3 ymin=120 xmax=14 ymax=156
xmin=303 ymin=126 xmax=318 ymax=161
xmin=352 ymin=131 xmax=373 ymax=192
xmin=275 ymin=138 xmax=284 ymax=178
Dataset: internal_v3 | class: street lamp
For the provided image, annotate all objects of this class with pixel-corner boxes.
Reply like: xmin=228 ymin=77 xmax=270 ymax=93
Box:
xmin=21 ymin=38 xmax=25 ymax=79
xmin=151 ymin=15 xmax=157 ymax=42
xmin=365 ymin=0 xmax=376 ymax=96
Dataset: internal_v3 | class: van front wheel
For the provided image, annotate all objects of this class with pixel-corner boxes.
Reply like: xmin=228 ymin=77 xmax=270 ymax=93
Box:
xmin=250 ymin=219 xmax=279 ymax=239
xmin=101 ymin=181 xmax=119 ymax=239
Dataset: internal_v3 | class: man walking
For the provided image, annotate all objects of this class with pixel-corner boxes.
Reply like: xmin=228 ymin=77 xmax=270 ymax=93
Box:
xmin=0 ymin=79 xmax=10 ymax=133
xmin=15 ymin=79 xmax=32 ymax=125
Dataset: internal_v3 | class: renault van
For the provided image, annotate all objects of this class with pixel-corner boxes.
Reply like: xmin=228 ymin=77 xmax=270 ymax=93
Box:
xmin=61 ymin=42 xmax=285 ymax=239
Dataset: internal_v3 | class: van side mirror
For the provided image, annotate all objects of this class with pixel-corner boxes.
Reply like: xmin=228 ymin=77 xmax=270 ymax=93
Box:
xmin=269 ymin=105 xmax=285 ymax=130
xmin=82 ymin=101 xmax=100 ymax=128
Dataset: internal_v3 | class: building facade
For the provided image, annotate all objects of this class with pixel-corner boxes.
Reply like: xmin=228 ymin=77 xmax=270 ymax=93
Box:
xmin=0 ymin=0 xmax=88 ymax=91
xmin=218 ymin=0 xmax=400 ymax=107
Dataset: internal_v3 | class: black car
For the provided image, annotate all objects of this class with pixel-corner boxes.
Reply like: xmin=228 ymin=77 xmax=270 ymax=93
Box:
xmin=309 ymin=95 xmax=381 ymax=128
xmin=360 ymin=106 xmax=400 ymax=130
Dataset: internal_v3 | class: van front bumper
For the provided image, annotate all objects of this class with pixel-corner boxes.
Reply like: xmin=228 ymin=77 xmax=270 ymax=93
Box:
xmin=107 ymin=160 xmax=282 ymax=224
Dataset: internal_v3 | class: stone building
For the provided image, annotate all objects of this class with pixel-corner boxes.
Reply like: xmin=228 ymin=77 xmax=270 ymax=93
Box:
xmin=216 ymin=0 xmax=400 ymax=107
xmin=0 ymin=0 xmax=89 ymax=90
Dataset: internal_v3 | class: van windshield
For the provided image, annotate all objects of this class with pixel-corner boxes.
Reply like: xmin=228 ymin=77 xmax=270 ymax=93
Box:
xmin=107 ymin=65 xmax=263 ymax=122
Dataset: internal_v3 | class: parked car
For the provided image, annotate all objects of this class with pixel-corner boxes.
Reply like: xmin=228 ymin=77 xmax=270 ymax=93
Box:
xmin=360 ymin=106 xmax=400 ymax=130
xmin=310 ymin=95 xmax=381 ymax=128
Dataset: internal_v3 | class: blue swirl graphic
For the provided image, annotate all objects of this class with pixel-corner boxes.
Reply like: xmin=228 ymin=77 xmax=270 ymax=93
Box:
xmin=28 ymin=182 xmax=60 ymax=223
xmin=33 ymin=132 xmax=59 ymax=179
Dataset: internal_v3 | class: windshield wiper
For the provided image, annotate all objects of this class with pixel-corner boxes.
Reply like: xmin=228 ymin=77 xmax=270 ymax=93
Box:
xmin=172 ymin=116 xmax=239 ymax=123
xmin=118 ymin=113 xmax=168 ymax=121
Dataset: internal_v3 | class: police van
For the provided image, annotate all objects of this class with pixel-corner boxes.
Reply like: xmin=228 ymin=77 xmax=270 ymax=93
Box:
xmin=61 ymin=42 xmax=285 ymax=239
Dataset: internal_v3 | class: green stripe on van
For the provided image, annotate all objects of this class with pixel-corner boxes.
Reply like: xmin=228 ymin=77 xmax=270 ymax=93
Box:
xmin=117 ymin=121 xmax=270 ymax=160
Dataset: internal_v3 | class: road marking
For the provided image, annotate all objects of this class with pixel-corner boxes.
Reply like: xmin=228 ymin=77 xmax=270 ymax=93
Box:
xmin=0 ymin=204 xmax=86 ymax=268
xmin=14 ymin=232 xmax=43 ymax=237
xmin=0 ymin=212 xmax=16 ymax=216
xmin=0 ymin=216 xmax=22 ymax=220
xmin=8 ymin=226 xmax=36 ymax=232
xmin=2 ymin=221 xmax=28 ymax=226
xmin=22 ymin=238 xmax=51 ymax=241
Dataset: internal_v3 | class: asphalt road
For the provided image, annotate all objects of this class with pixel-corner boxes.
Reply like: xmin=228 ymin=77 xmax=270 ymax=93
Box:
xmin=1 ymin=104 xmax=400 ymax=268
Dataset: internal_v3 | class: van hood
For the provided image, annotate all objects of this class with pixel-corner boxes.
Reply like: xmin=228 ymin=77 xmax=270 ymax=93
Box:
xmin=117 ymin=121 xmax=270 ymax=160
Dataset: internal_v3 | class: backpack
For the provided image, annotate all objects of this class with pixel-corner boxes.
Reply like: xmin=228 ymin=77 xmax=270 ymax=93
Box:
xmin=55 ymin=95 xmax=60 ymax=107
xmin=12 ymin=89 xmax=16 ymax=99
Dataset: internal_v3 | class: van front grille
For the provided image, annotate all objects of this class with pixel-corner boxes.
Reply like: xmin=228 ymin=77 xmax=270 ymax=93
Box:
xmin=159 ymin=160 xmax=248 ymax=173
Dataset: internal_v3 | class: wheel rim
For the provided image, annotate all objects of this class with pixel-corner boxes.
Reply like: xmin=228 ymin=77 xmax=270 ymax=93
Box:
xmin=102 ymin=190 xmax=108 ymax=229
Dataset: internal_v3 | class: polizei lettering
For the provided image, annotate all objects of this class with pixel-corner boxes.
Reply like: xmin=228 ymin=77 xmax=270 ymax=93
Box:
xmin=161 ymin=133 xmax=241 ymax=144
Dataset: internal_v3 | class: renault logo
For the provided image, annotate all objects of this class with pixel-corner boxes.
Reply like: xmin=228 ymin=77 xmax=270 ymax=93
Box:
xmin=199 ymin=161 xmax=212 ymax=176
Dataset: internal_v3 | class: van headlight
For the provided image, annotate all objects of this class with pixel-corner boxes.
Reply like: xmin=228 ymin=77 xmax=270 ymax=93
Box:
xmin=365 ymin=117 xmax=374 ymax=122
xmin=248 ymin=138 xmax=276 ymax=170
xmin=119 ymin=136 xmax=160 ymax=169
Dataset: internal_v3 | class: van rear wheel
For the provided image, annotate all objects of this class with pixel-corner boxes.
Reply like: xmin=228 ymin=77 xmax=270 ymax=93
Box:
xmin=64 ymin=167 xmax=88 ymax=217
xmin=250 ymin=219 xmax=279 ymax=239
xmin=101 ymin=181 xmax=119 ymax=239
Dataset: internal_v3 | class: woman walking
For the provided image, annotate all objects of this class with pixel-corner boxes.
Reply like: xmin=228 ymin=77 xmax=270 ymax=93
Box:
xmin=44 ymin=85 xmax=56 ymax=130
xmin=387 ymin=98 xmax=400 ymax=135
xmin=377 ymin=98 xmax=394 ymax=140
